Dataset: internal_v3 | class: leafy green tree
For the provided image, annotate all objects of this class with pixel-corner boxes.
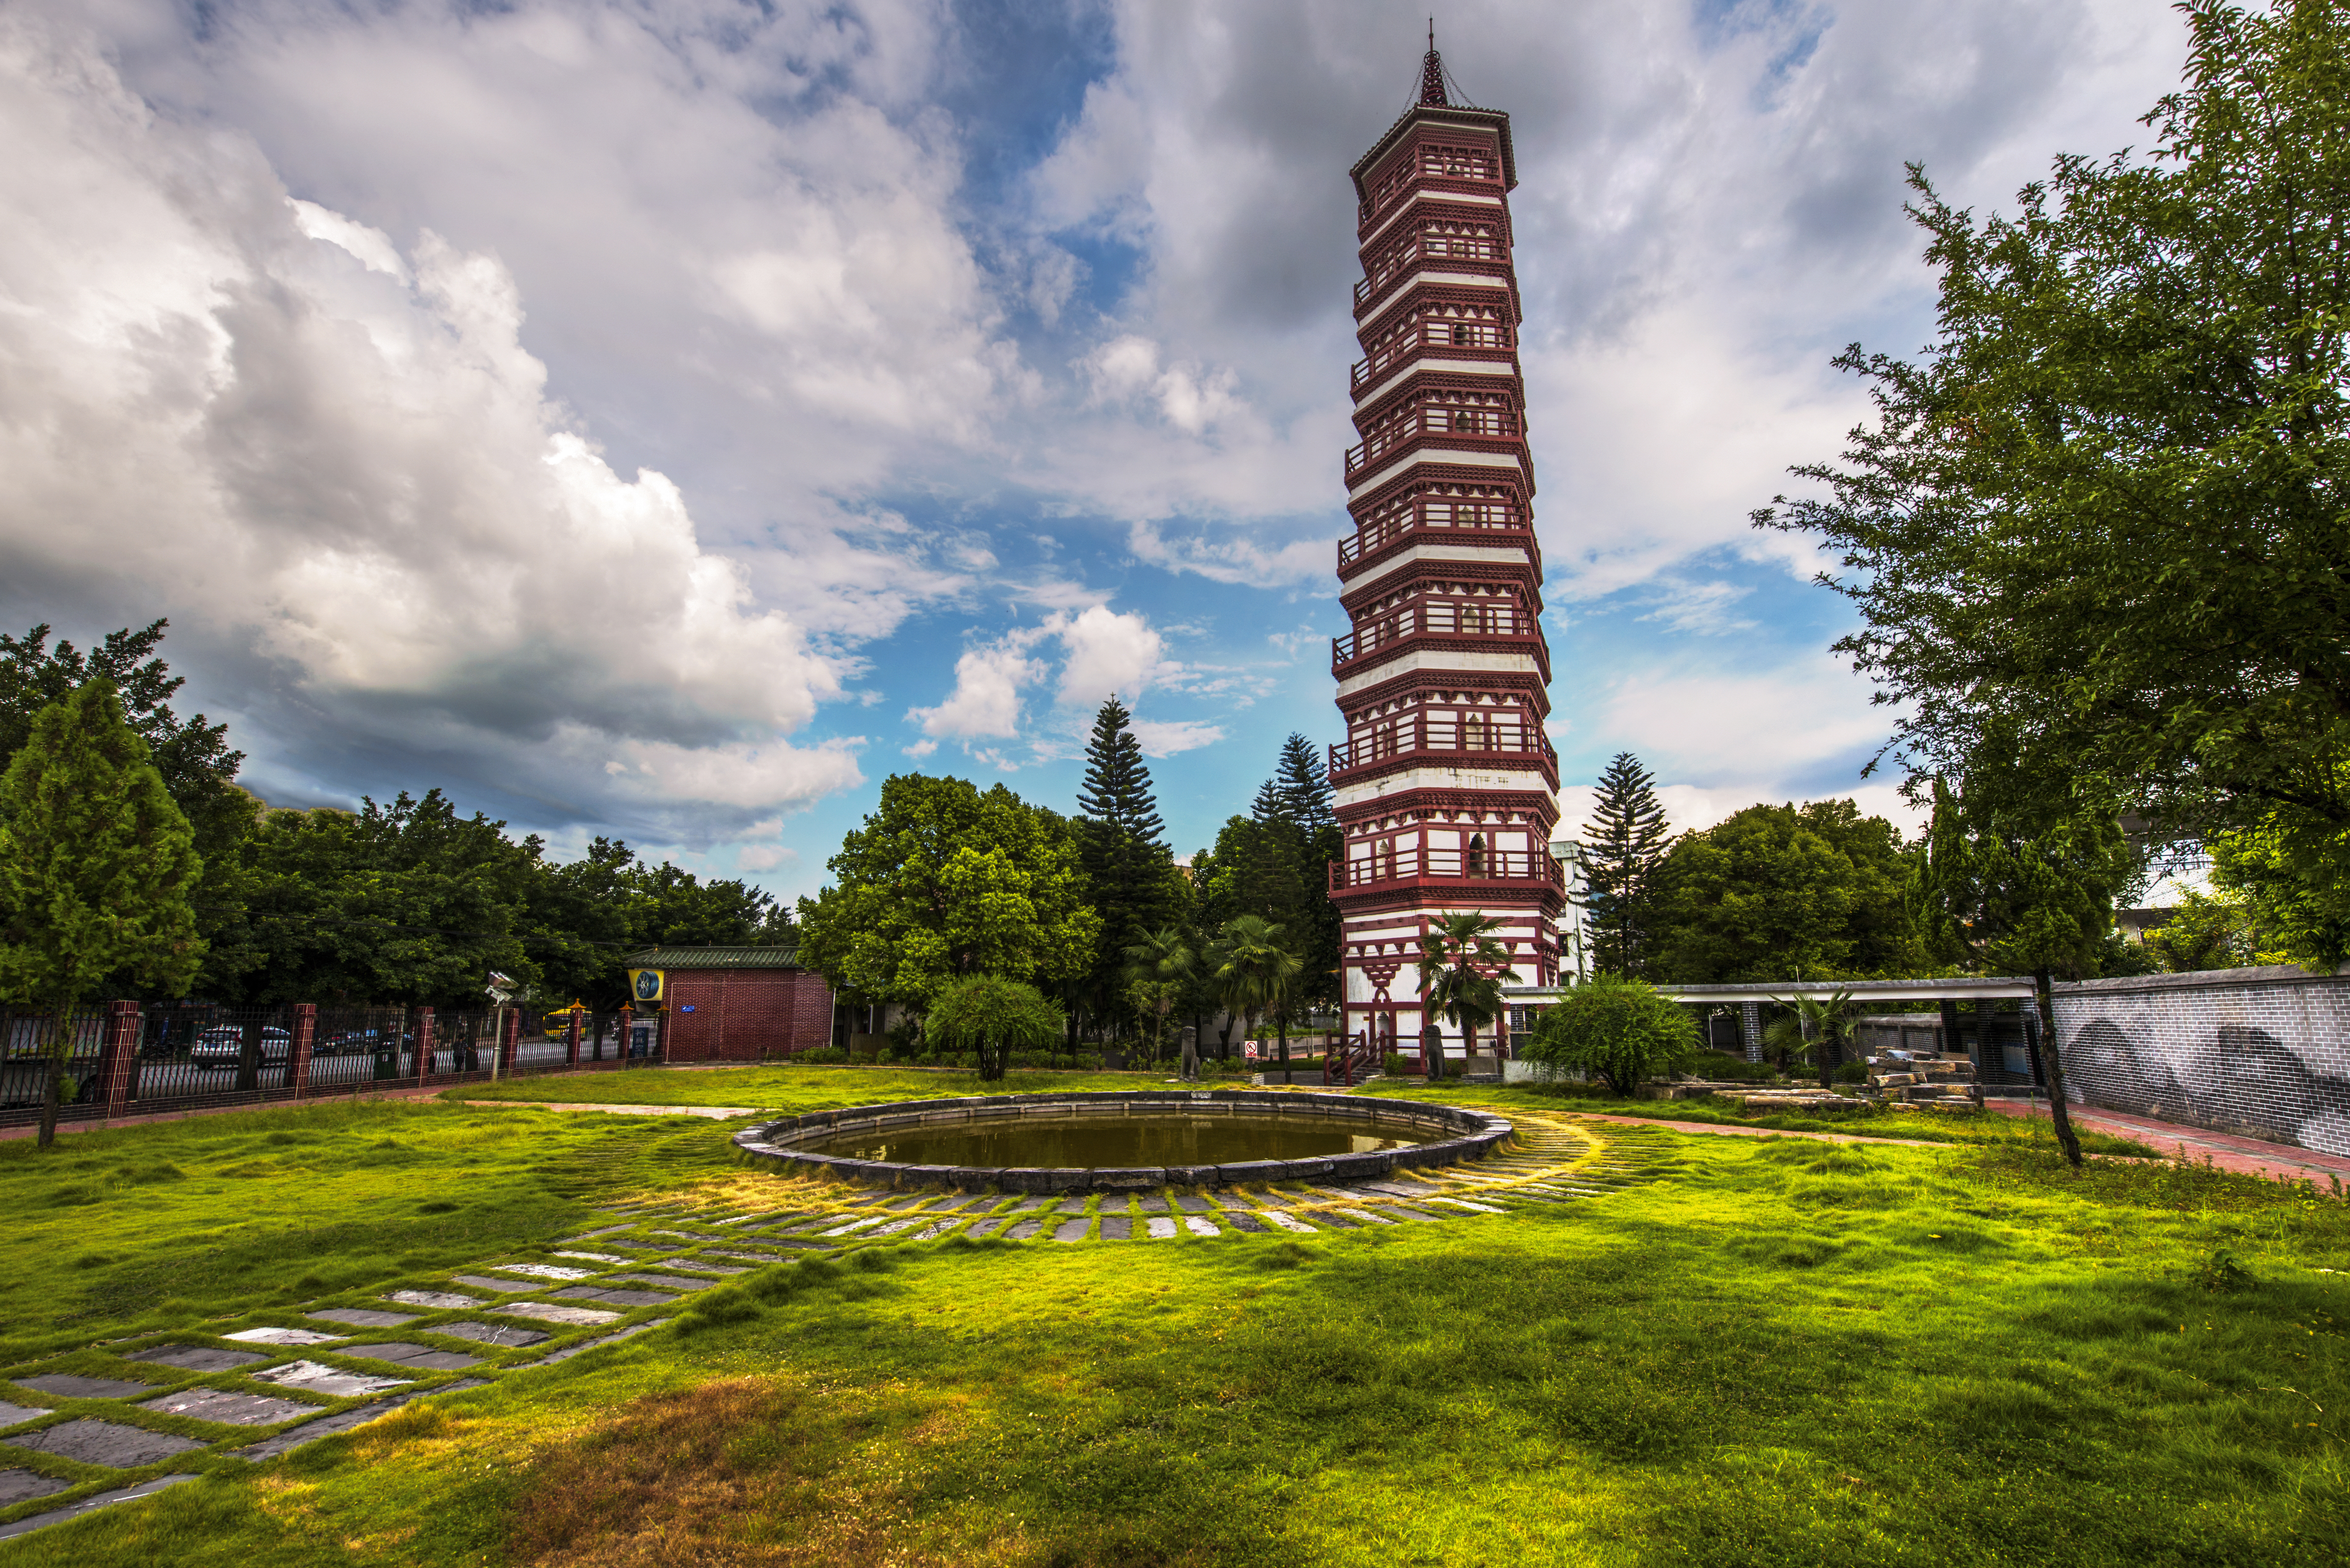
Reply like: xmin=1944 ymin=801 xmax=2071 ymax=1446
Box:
xmin=925 ymin=973 xmax=1065 ymax=1082
xmin=1521 ymin=974 xmax=1700 ymax=1096
xmin=1646 ymin=799 xmax=1923 ymax=983
xmin=2142 ymin=886 xmax=2266 ymax=972
xmin=0 ymin=683 xmax=205 ymax=1147
xmin=1261 ymin=736 xmax=1345 ymax=1013
xmin=1912 ymin=770 xmax=2138 ymax=1167
xmin=1583 ymin=753 xmax=1670 ymax=976
xmin=2208 ymin=804 xmax=2350 ymax=968
xmin=1416 ymin=910 xmax=1522 ymax=1076
xmin=1755 ymin=1 xmax=2350 ymax=944
xmin=797 ymin=774 xmax=1100 ymax=1018
xmin=1075 ymin=697 xmax=1176 ymax=1026
xmin=1210 ymin=914 xmax=1303 ymax=1069
xmin=1272 ymin=733 xmax=1337 ymax=835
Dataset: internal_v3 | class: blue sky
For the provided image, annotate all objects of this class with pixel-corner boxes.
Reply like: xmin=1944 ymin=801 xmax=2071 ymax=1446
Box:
xmin=0 ymin=0 xmax=2190 ymax=903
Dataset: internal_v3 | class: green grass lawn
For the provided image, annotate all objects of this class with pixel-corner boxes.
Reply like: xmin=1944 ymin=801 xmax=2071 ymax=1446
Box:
xmin=2 ymin=1071 xmax=2343 ymax=1566
xmin=449 ymin=1064 xmax=1176 ymax=1111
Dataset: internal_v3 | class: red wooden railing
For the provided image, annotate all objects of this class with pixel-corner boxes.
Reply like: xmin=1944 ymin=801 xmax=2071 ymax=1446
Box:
xmin=1338 ymin=501 xmax=1532 ymax=569
xmin=1345 ymin=404 xmax=1521 ymax=484
xmin=1331 ymin=598 xmax=1548 ymax=674
xmin=1329 ymin=848 xmax=1565 ymax=892
xmin=1329 ymin=719 xmax=1557 ymax=787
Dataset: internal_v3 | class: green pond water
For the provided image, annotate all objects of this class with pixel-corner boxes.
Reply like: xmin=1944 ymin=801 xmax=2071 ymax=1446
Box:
xmin=818 ymin=1112 xmax=1429 ymax=1167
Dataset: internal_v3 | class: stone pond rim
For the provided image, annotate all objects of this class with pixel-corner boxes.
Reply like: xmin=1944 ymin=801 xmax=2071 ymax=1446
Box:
xmin=731 ymin=1090 xmax=1515 ymax=1194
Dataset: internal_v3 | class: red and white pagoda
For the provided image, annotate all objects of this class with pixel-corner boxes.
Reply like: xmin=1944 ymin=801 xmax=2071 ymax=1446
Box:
xmin=1330 ymin=41 xmax=1565 ymax=1063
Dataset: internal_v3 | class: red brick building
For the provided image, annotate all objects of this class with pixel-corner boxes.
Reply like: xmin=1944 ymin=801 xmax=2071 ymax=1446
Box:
xmin=623 ymin=946 xmax=835 ymax=1061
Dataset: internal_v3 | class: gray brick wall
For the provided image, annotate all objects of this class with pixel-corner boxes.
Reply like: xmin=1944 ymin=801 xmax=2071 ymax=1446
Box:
xmin=2051 ymin=965 xmax=2350 ymax=1156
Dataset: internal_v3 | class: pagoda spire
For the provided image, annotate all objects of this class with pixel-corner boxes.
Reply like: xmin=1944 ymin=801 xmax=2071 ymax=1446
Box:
xmin=1420 ymin=21 xmax=1447 ymax=106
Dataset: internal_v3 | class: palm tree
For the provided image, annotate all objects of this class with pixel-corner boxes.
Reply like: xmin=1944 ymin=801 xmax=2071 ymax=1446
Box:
xmin=1766 ymin=986 xmax=1858 ymax=1090
xmin=1416 ymin=911 xmax=1522 ymax=1081
xmin=1212 ymin=915 xmax=1303 ymax=1071
xmin=1123 ymin=925 xmax=1193 ymax=1067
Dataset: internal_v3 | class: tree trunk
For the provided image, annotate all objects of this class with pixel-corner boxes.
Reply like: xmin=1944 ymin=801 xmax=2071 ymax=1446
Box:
xmin=36 ymin=1021 xmax=65 ymax=1151
xmin=1817 ymin=1023 xmax=1835 ymax=1092
xmin=2031 ymin=966 xmax=2083 ymax=1168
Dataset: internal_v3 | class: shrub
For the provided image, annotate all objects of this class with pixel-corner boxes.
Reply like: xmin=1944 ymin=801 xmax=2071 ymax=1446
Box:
xmin=1835 ymin=1059 xmax=1870 ymax=1083
xmin=1382 ymin=1052 xmax=1414 ymax=1077
xmin=1521 ymin=975 xmax=1701 ymax=1095
xmin=793 ymin=1047 xmax=846 ymax=1065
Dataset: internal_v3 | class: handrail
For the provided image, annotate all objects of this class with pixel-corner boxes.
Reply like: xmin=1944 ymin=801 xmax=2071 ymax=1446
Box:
xmin=1329 ymin=720 xmax=1557 ymax=784
xmin=1350 ymin=325 xmax=1514 ymax=396
xmin=1330 ymin=849 xmax=1566 ymax=892
xmin=1332 ymin=599 xmax=1536 ymax=666
xmin=1338 ymin=504 xmax=1529 ymax=568
xmin=1345 ymin=405 xmax=1520 ymax=483
xmin=1353 ymin=239 xmax=1513 ymax=312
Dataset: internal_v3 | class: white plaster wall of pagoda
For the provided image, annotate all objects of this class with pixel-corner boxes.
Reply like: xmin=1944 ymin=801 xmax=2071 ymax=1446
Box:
xmin=1341 ymin=540 xmax=1543 ymax=593
xmin=1334 ymin=769 xmax=1559 ymax=809
xmin=1361 ymin=185 xmax=1507 ymax=250
xmin=1350 ymin=447 xmax=1527 ymax=502
xmin=1337 ymin=649 xmax=1544 ymax=699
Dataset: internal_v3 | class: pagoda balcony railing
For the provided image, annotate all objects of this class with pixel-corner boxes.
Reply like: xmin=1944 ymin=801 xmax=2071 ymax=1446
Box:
xmin=1338 ymin=505 xmax=1537 ymax=571
xmin=1329 ymin=722 xmax=1558 ymax=789
xmin=1353 ymin=244 xmax=1515 ymax=316
xmin=1330 ymin=848 xmax=1565 ymax=893
xmin=1331 ymin=602 xmax=1551 ymax=681
xmin=1358 ymin=169 xmax=1506 ymax=233
xmin=1350 ymin=327 xmax=1513 ymax=397
xmin=1345 ymin=408 xmax=1521 ymax=484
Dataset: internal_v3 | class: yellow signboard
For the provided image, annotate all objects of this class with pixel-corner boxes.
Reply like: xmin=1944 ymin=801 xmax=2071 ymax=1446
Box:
xmin=628 ymin=969 xmax=664 ymax=1004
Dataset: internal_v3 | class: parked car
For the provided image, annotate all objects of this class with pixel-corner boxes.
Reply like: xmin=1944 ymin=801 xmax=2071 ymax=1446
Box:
xmin=189 ymin=1026 xmax=293 ymax=1067
xmin=318 ymin=1029 xmax=413 ymax=1057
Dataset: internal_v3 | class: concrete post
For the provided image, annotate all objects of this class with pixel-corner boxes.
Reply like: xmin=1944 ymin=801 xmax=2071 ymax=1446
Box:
xmin=290 ymin=1003 xmax=317 ymax=1095
xmin=103 ymin=1000 xmax=140 ymax=1119
xmin=414 ymin=1006 xmax=436 ymax=1084
xmin=1740 ymin=1002 xmax=1762 ymax=1063
xmin=565 ymin=1009 xmax=581 ymax=1067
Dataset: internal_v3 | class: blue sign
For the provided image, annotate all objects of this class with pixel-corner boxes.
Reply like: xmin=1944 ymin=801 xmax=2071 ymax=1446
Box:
xmin=680 ymin=1005 xmax=696 ymax=1014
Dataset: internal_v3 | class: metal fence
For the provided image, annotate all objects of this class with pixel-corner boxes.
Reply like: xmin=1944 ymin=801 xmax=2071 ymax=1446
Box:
xmin=0 ymin=1001 xmax=668 ymax=1130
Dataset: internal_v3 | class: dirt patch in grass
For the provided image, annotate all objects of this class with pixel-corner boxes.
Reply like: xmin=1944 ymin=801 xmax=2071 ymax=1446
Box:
xmin=507 ymin=1376 xmax=1026 ymax=1568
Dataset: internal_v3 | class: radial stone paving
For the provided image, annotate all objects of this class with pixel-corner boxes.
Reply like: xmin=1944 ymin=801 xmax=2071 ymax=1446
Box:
xmin=494 ymin=1302 xmax=621 ymax=1327
xmin=137 ymin=1389 xmax=320 ymax=1427
xmin=126 ymin=1345 xmax=269 ymax=1373
xmin=387 ymin=1291 xmax=483 ymax=1310
xmin=0 ymin=1470 xmax=66 ymax=1506
xmin=606 ymin=1274 xmax=714 ymax=1291
xmin=7 ymin=1419 xmax=203 ymax=1468
xmin=15 ymin=1374 xmax=153 ymax=1400
xmin=550 ymin=1286 xmax=675 ymax=1308
xmin=0 ymin=1403 xmax=42 ymax=1431
xmin=0 ymin=1474 xmax=200 ymax=1544
xmin=450 ymin=1275 xmax=542 ymax=1293
xmin=225 ymin=1326 xmax=343 ymax=1346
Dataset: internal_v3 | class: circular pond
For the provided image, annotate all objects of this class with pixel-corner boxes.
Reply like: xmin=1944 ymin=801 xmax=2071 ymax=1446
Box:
xmin=733 ymin=1089 xmax=1512 ymax=1194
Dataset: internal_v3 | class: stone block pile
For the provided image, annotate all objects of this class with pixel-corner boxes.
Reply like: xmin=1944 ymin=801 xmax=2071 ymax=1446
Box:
xmin=1867 ymin=1050 xmax=1983 ymax=1108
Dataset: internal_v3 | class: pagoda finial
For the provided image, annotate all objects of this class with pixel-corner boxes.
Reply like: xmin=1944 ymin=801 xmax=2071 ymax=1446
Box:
xmin=1420 ymin=19 xmax=1447 ymax=106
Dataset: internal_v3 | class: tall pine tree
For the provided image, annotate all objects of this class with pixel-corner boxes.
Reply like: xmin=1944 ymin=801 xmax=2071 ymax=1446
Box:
xmin=1249 ymin=736 xmax=1344 ymax=1011
xmin=1076 ymin=697 xmax=1174 ymax=1019
xmin=1582 ymin=751 xmax=1670 ymax=977
xmin=1273 ymin=734 xmax=1336 ymax=834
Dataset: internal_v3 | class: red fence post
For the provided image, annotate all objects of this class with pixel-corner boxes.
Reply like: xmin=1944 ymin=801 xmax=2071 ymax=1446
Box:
xmin=499 ymin=1007 xmax=521 ymax=1073
xmin=414 ymin=1006 xmax=435 ymax=1085
xmin=565 ymin=1009 xmax=581 ymax=1066
xmin=103 ymin=1001 xmax=140 ymax=1120
xmin=290 ymin=1003 xmax=316 ymax=1096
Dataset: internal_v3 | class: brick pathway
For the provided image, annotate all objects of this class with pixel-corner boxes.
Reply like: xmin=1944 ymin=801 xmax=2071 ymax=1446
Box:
xmin=1984 ymin=1098 xmax=2350 ymax=1189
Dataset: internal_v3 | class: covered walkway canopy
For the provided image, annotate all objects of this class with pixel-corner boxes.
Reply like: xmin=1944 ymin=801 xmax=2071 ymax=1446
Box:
xmin=1500 ymin=976 xmax=2043 ymax=1063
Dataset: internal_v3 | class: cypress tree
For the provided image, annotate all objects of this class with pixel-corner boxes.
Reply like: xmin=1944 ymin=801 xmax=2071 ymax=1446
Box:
xmin=1272 ymin=733 xmax=1335 ymax=834
xmin=0 ymin=681 xmax=205 ymax=1147
xmin=1076 ymin=697 xmax=1173 ymax=1015
xmin=1582 ymin=751 xmax=1671 ymax=977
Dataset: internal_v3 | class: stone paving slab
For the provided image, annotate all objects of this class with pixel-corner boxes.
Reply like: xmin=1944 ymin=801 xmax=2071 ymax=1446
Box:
xmin=493 ymin=1302 xmax=622 ymax=1327
xmin=388 ymin=1291 xmax=482 ymax=1311
xmin=515 ymin=1319 xmax=668 ymax=1368
xmin=1334 ymin=1209 xmax=1393 ymax=1226
xmin=6 ymin=1418 xmax=203 ymax=1468
xmin=0 ymin=1471 xmax=198 ymax=1543
xmin=1315 ymin=1211 xmax=1362 ymax=1229
xmin=1144 ymin=1217 xmax=1176 ymax=1240
xmin=451 ymin=1275 xmax=542 ymax=1293
xmin=910 ymin=1219 xmax=961 ymax=1240
xmin=1051 ymin=1218 xmax=1090 ymax=1242
xmin=226 ymin=1326 xmax=344 ymax=1347
xmin=607 ymin=1274 xmax=715 ymax=1291
xmin=0 ymin=1403 xmax=42 ymax=1431
xmin=15 ymin=1374 xmax=153 ymax=1400
xmin=229 ymin=1380 xmax=485 ymax=1462
xmin=307 ymin=1308 xmax=417 ymax=1329
xmin=489 ymin=1263 xmax=596 ymax=1281
xmin=1261 ymin=1211 xmax=1315 ymax=1234
xmin=126 ymin=1345 xmax=269 ymax=1373
xmin=1223 ymin=1212 xmax=1268 ymax=1233
xmin=1099 ymin=1216 xmax=1133 ymax=1239
xmin=0 ymin=1469 xmax=66 ymax=1506
xmin=253 ymin=1361 xmax=411 ymax=1399
xmin=707 ymin=1250 xmax=786 ymax=1262
xmin=553 ymin=1251 xmax=633 ymax=1264
xmin=137 ymin=1388 xmax=319 ymax=1427
xmin=819 ymin=1216 xmax=887 ymax=1238
xmin=1136 ymin=1195 xmax=1167 ymax=1213
xmin=646 ymin=1258 xmax=750 ymax=1274
xmin=551 ymin=1287 xmax=676 ymax=1307
xmin=429 ymin=1321 xmax=549 ymax=1348
xmin=1173 ymin=1195 xmax=1212 ymax=1213
xmin=1003 ymin=1220 xmax=1042 ymax=1240
xmin=967 ymin=1219 xmax=1007 ymax=1239
xmin=339 ymin=1343 xmax=481 ymax=1371
xmin=1184 ymin=1216 xmax=1218 ymax=1236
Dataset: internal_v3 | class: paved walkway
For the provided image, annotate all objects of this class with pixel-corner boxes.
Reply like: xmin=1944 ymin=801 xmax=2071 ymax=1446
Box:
xmin=1984 ymin=1098 xmax=2350 ymax=1188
